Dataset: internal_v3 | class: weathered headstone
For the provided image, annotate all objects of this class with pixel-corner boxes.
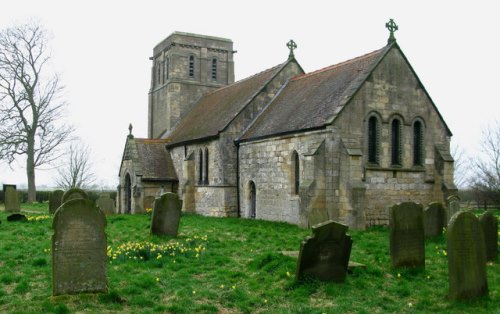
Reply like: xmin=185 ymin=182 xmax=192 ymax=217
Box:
xmin=49 ymin=190 xmax=64 ymax=214
xmin=61 ymin=188 xmax=89 ymax=203
xmin=52 ymin=198 xmax=108 ymax=295
xmin=3 ymin=184 xmax=20 ymax=213
xmin=389 ymin=202 xmax=425 ymax=268
xmin=96 ymin=193 xmax=115 ymax=215
xmin=7 ymin=213 xmax=27 ymax=222
xmin=423 ymin=202 xmax=445 ymax=237
xmin=447 ymin=199 xmax=461 ymax=224
xmin=296 ymin=220 xmax=352 ymax=283
xmin=447 ymin=211 xmax=488 ymax=300
xmin=479 ymin=210 xmax=498 ymax=262
xmin=150 ymin=193 xmax=183 ymax=237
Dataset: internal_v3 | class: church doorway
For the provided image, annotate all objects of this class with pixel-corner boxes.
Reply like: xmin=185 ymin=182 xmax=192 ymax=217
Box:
xmin=249 ymin=181 xmax=256 ymax=219
xmin=125 ymin=173 xmax=132 ymax=214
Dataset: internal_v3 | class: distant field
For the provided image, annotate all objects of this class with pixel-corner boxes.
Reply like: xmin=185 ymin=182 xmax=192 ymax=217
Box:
xmin=0 ymin=203 xmax=498 ymax=313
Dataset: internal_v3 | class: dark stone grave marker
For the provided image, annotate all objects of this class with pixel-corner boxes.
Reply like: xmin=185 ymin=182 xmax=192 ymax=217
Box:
xmin=52 ymin=198 xmax=108 ymax=295
xmin=7 ymin=213 xmax=27 ymax=222
xmin=389 ymin=202 xmax=425 ymax=268
xmin=447 ymin=196 xmax=461 ymax=223
xmin=150 ymin=193 xmax=183 ymax=237
xmin=96 ymin=193 xmax=115 ymax=215
xmin=296 ymin=220 xmax=352 ymax=283
xmin=61 ymin=188 xmax=89 ymax=203
xmin=479 ymin=210 xmax=498 ymax=262
xmin=447 ymin=211 xmax=488 ymax=300
xmin=3 ymin=184 xmax=20 ymax=212
xmin=423 ymin=202 xmax=445 ymax=237
xmin=49 ymin=190 xmax=65 ymax=214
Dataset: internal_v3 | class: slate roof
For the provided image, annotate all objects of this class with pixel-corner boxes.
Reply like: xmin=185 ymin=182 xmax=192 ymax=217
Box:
xmin=166 ymin=60 xmax=292 ymax=146
xmin=120 ymin=137 xmax=178 ymax=181
xmin=239 ymin=45 xmax=391 ymax=141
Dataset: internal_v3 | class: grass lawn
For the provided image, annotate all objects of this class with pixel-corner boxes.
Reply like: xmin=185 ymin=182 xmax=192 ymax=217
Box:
xmin=0 ymin=203 xmax=498 ymax=313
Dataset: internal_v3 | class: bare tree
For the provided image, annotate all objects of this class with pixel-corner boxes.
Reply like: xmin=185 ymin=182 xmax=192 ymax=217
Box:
xmin=471 ymin=121 xmax=500 ymax=203
xmin=451 ymin=142 xmax=470 ymax=188
xmin=54 ymin=142 xmax=96 ymax=190
xmin=0 ymin=21 xmax=73 ymax=202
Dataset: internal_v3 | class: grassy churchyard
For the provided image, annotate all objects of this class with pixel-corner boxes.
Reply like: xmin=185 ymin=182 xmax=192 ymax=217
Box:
xmin=0 ymin=203 xmax=498 ymax=313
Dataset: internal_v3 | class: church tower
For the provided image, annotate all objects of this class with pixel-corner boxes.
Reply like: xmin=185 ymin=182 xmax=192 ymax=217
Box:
xmin=148 ymin=32 xmax=235 ymax=138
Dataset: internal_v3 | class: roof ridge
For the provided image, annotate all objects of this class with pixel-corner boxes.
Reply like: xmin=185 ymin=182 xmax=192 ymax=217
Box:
xmin=292 ymin=46 xmax=387 ymax=81
xmin=135 ymin=138 xmax=171 ymax=143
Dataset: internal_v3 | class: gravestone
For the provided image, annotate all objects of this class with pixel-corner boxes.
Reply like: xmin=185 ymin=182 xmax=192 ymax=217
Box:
xmin=96 ymin=193 xmax=115 ymax=215
xmin=479 ymin=210 xmax=498 ymax=262
xmin=7 ymin=213 xmax=27 ymax=222
xmin=52 ymin=198 xmax=108 ymax=295
xmin=150 ymin=193 xmax=183 ymax=237
xmin=447 ymin=200 xmax=461 ymax=224
xmin=296 ymin=220 xmax=352 ymax=283
xmin=61 ymin=188 xmax=89 ymax=203
xmin=49 ymin=190 xmax=64 ymax=214
xmin=423 ymin=202 xmax=445 ymax=237
xmin=447 ymin=211 xmax=488 ymax=300
xmin=389 ymin=202 xmax=425 ymax=268
xmin=3 ymin=184 xmax=20 ymax=212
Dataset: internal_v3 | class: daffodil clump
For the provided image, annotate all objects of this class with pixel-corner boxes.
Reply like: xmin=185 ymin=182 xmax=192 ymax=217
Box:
xmin=145 ymin=208 xmax=153 ymax=214
xmin=27 ymin=215 xmax=51 ymax=222
xmin=107 ymin=234 xmax=208 ymax=263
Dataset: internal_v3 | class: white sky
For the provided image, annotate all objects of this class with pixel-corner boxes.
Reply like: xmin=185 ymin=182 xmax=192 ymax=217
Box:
xmin=0 ymin=0 xmax=499 ymax=189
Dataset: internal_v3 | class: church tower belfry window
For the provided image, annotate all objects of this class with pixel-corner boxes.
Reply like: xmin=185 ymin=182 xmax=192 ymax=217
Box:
xmin=211 ymin=58 xmax=217 ymax=80
xmin=189 ymin=55 xmax=195 ymax=78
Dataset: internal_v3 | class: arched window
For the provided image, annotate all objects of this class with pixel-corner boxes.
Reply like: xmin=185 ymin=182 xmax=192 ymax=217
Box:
xmin=249 ymin=181 xmax=256 ymax=219
xmin=368 ymin=116 xmax=380 ymax=164
xmin=292 ymin=151 xmax=300 ymax=195
xmin=198 ymin=149 xmax=203 ymax=184
xmin=413 ymin=120 xmax=424 ymax=166
xmin=189 ymin=55 xmax=195 ymax=78
xmin=391 ymin=118 xmax=402 ymax=166
xmin=204 ymin=148 xmax=209 ymax=185
xmin=211 ymin=58 xmax=217 ymax=80
xmin=164 ymin=58 xmax=169 ymax=82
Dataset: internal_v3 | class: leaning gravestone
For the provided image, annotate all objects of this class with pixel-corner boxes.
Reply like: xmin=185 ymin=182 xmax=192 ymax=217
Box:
xmin=448 ymin=211 xmax=488 ymax=300
xmin=61 ymin=188 xmax=89 ymax=203
xmin=3 ymin=184 xmax=20 ymax=213
xmin=151 ymin=193 xmax=183 ymax=237
xmin=479 ymin=210 xmax=498 ymax=262
xmin=423 ymin=202 xmax=446 ymax=237
xmin=49 ymin=190 xmax=65 ymax=214
xmin=52 ymin=198 xmax=108 ymax=295
xmin=96 ymin=193 xmax=115 ymax=215
xmin=296 ymin=220 xmax=352 ymax=283
xmin=389 ymin=202 xmax=425 ymax=268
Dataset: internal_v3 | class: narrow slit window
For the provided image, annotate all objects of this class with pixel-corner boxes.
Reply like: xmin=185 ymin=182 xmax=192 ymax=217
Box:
xmin=413 ymin=121 xmax=424 ymax=166
xmin=368 ymin=116 xmax=379 ymax=164
xmin=292 ymin=151 xmax=300 ymax=195
xmin=189 ymin=55 xmax=195 ymax=78
xmin=211 ymin=58 xmax=217 ymax=80
xmin=164 ymin=58 xmax=169 ymax=82
xmin=157 ymin=61 xmax=162 ymax=85
xmin=391 ymin=119 xmax=402 ymax=166
xmin=198 ymin=149 xmax=203 ymax=184
xmin=204 ymin=148 xmax=209 ymax=185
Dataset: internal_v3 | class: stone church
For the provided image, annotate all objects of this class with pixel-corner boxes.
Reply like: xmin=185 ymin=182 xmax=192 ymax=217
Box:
xmin=118 ymin=21 xmax=456 ymax=229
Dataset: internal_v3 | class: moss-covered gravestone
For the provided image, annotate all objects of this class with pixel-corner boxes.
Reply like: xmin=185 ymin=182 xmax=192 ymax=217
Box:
xmin=52 ymin=198 xmax=108 ymax=295
xmin=389 ymin=202 xmax=425 ymax=268
xmin=447 ymin=211 xmax=488 ymax=300
xmin=151 ymin=193 xmax=183 ymax=237
xmin=61 ymin=188 xmax=89 ymax=203
xmin=96 ymin=193 xmax=115 ymax=215
xmin=3 ymin=184 xmax=20 ymax=212
xmin=49 ymin=190 xmax=64 ymax=214
xmin=296 ymin=220 xmax=352 ymax=283
xmin=423 ymin=202 xmax=445 ymax=237
xmin=479 ymin=210 xmax=498 ymax=262
xmin=447 ymin=199 xmax=461 ymax=224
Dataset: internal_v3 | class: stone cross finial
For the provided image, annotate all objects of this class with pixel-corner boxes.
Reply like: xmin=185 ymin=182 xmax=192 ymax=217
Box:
xmin=386 ymin=19 xmax=398 ymax=44
xmin=287 ymin=40 xmax=297 ymax=58
xmin=128 ymin=123 xmax=133 ymax=138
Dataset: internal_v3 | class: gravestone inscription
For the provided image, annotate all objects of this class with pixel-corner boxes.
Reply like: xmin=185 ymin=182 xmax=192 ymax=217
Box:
xmin=479 ymin=210 xmax=498 ymax=262
xmin=3 ymin=184 xmax=20 ymax=213
xmin=389 ymin=202 xmax=425 ymax=268
xmin=49 ymin=190 xmax=64 ymax=214
xmin=61 ymin=188 xmax=89 ymax=203
xmin=296 ymin=220 xmax=352 ymax=283
xmin=423 ymin=202 xmax=445 ymax=237
xmin=96 ymin=193 xmax=115 ymax=215
xmin=52 ymin=198 xmax=108 ymax=295
xmin=447 ymin=211 xmax=488 ymax=300
xmin=151 ymin=193 xmax=183 ymax=237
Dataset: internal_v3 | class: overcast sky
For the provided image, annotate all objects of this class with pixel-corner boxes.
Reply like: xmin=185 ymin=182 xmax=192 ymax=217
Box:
xmin=0 ymin=0 xmax=499 ymax=189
